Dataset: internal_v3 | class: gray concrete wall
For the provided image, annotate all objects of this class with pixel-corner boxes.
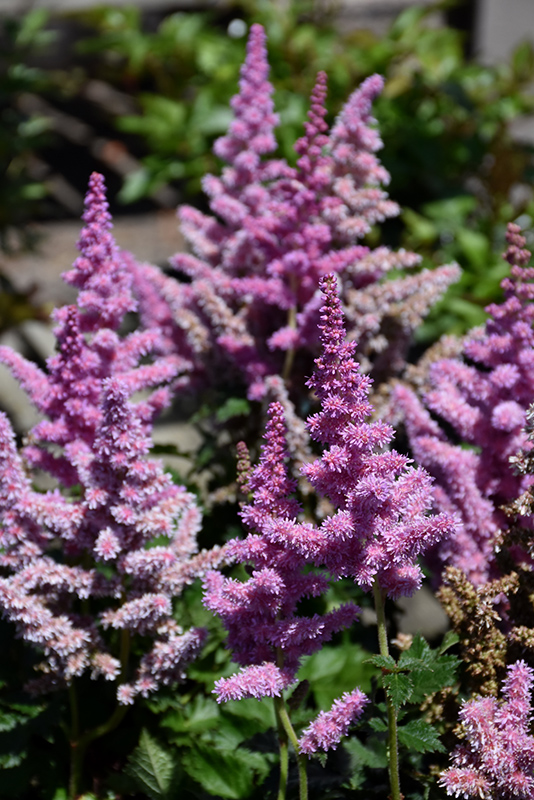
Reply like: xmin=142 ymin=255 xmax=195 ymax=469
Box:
xmin=475 ymin=0 xmax=534 ymax=63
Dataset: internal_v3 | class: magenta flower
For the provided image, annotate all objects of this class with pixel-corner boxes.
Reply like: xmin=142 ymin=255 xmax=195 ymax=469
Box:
xmin=394 ymin=223 xmax=534 ymax=583
xmin=0 ymin=174 xmax=221 ymax=702
xmin=203 ymin=401 xmax=360 ymax=701
xmin=298 ymin=690 xmax=369 ymax=755
xmin=204 ymin=274 xmax=454 ymax=768
xmin=440 ymin=661 xmax=534 ymax=800
xmin=131 ymin=24 xmax=458 ymax=400
xmin=297 ymin=275 xmax=457 ymax=599
xmin=0 ymin=173 xmax=188 ymax=486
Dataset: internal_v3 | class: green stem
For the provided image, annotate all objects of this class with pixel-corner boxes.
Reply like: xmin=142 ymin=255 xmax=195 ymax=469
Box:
xmin=274 ymin=697 xmax=289 ymax=800
xmin=69 ymin=702 xmax=130 ymax=799
xmin=373 ymin=580 xmax=402 ymax=800
xmin=68 ymin=631 xmax=131 ymax=799
xmin=69 ymin=683 xmax=79 ymax=742
xmin=274 ymin=697 xmax=308 ymax=800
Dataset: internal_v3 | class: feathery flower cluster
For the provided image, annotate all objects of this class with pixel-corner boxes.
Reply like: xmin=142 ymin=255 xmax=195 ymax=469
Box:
xmin=395 ymin=223 xmax=534 ymax=584
xmin=134 ymin=23 xmax=459 ymax=400
xmin=0 ymin=174 xmax=219 ymax=701
xmin=440 ymin=660 xmax=534 ymax=799
xmin=204 ymin=274 xmax=455 ymax=764
xmin=293 ymin=275 xmax=457 ymax=599
xmin=203 ymin=400 xmax=360 ymax=701
xmin=298 ymin=689 xmax=368 ymax=755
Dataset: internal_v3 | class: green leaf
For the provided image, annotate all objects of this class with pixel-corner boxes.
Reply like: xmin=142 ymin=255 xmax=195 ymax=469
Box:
xmin=367 ymin=654 xmax=397 ymax=671
xmin=382 ymin=672 xmax=414 ymax=710
xmin=439 ymin=630 xmax=460 ymax=654
xmin=368 ymin=717 xmax=388 ymax=733
xmin=224 ymin=697 xmax=276 ymax=728
xmin=299 ymin=641 xmax=378 ymax=705
xmin=456 ymin=228 xmax=490 ymax=269
xmin=397 ymin=719 xmax=445 ymax=754
xmin=116 ymin=168 xmax=151 ymax=204
xmin=161 ymin=694 xmax=220 ymax=735
xmin=345 ymin=735 xmax=388 ymax=769
xmin=216 ymin=397 xmax=251 ymax=423
xmin=125 ymin=729 xmax=180 ymax=800
xmin=0 ymin=751 xmax=26 ymax=768
xmin=183 ymin=743 xmax=266 ymax=799
xmin=396 ymin=634 xmax=459 ymax=702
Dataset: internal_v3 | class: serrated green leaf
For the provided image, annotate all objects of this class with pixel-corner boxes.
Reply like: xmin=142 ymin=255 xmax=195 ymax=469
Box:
xmin=382 ymin=672 xmax=414 ymax=710
xmin=224 ymin=697 xmax=276 ymax=728
xmin=396 ymin=634 xmax=459 ymax=701
xmin=344 ymin=735 xmax=388 ymax=769
xmin=183 ymin=743 xmax=264 ymax=799
xmin=125 ymin=729 xmax=180 ymax=800
xmin=397 ymin=719 xmax=445 ymax=754
xmin=368 ymin=717 xmax=388 ymax=733
xmin=299 ymin=642 xmax=377 ymax=707
xmin=161 ymin=694 xmax=220 ymax=734
xmin=0 ymin=712 xmax=23 ymax=733
xmin=408 ymin=658 xmax=458 ymax=703
xmin=366 ymin=654 xmax=397 ymax=671
xmin=400 ymin=634 xmax=432 ymax=663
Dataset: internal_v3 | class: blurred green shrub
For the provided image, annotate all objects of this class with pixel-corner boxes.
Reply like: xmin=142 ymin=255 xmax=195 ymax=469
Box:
xmin=0 ymin=10 xmax=54 ymax=255
xmin=0 ymin=10 xmax=57 ymax=331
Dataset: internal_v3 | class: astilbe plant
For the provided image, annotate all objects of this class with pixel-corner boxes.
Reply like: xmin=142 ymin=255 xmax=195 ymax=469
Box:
xmin=0 ymin=173 xmax=223 ymax=797
xmin=203 ymin=399 xmax=362 ymax=799
xmin=204 ymin=274 xmax=457 ymax=800
xmin=133 ymin=23 xmax=459 ymax=404
xmin=440 ymin=660 xmax=534 ymax=800
xmin=394 ymin=223 xmax=534 ymax=585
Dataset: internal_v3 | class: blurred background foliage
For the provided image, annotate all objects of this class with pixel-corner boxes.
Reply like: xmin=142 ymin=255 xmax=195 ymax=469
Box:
xmin=2 ymin=0 xmax=534 ymax=339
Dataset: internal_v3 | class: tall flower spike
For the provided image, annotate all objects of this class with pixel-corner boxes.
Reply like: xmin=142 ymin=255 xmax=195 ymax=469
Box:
xmin=62 ymin=171 xmax=136 ymax=331
xmin=298 ymin=689 xmax=368 ymax=755
xmin=134 ymin=24 xmax=460 ymax=402
xmin=394 ymin=223 xmax=534 ymax=584
xmin=0 ymin=173 xmax=186 ymax=486
xmin=213 ymin=23 xmax=279 ymax=175
xmin=203 ymin=401 xmax=359 ymax=701
xmin=440 ymin=661 xmax=534 ymax=800
xmin=0 ymin=174 xmax=216 ymax=703
xmin=300 ymin=275 xmax=457 ymax=599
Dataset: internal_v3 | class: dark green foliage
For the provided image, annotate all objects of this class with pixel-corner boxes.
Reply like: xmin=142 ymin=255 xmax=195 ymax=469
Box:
xmin=0 ymin=10 xmax=54 ymax=254
xmin=125 ymin=729 xmax=182 ymax=800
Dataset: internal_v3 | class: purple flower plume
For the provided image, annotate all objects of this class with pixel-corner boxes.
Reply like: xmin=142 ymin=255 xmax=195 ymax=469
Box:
xmin=132 ymin=24 xmax=458 ymax=400
xmin=0 ymin=174 xmax=221 ymax=702
xmin=300 ymin=275 xmax=457 ymax=599
xmin=298 ymin=689 xmax=368 ymax=755
xmin=394 ymin=223 xmax=534 ymax=583
xmin=203 ymin=401 xmax=360 ymax=701
xmin=0 ymin=173 xmax=190 ymax=486
xmin=440 ymin=661 xmax=534 ymax=800
xmin=204 ymin=274 xmax=454 ymax=749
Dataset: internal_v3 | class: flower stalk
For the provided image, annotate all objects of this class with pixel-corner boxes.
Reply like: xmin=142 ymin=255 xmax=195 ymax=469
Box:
xmin=373 ymin=580 xmax=402 ymax=800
